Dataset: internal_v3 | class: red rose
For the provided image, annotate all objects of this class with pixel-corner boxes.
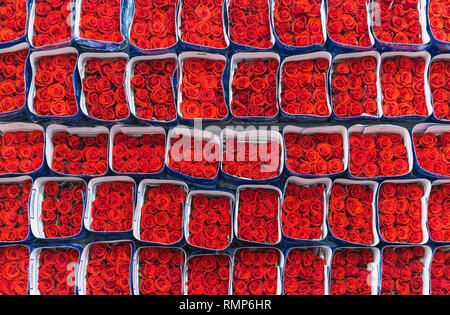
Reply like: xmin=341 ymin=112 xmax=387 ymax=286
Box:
xmin=130 ymin=0 xmax=177 ymax=50
xmin=32 ymin=0 xmax=72 ymax=47
xmin=85 ymin=242 xmax=131 ymax=295
xmin=33 ymin=53 xmax=78 ymax=117
xmin=349 ymin=131 xmax=409 ymax=178
xmin=381 ymin=246 xmax=425 ymax=295
xmin=237 ymin=187 xmax=280 ymax=244
xmin=284 ymin=248 xmax=325 ymax=295
xmin=0 ymin=0 xmax=27 ymax=44
xmin=180 ymin=0 xmax=227 ymax=49
xmin=0 ymin=245 xmax=29 ymax=295
xmin=89 ymin=181 xmax=134 ymax=233
xmin=222 ymin=134 xmax=281 ymax=180
xmin=83 ymin=57 xmax=129 ymax=121
xmin=140 ymin=183 xmax=186 ymax=245
xmin=330 ymin=248 xmax=374 ymax=295
xmin=80 ymin=0 xmax=123 ymax=43
xmin=381 ymin=55 xmax=428 ymax=117
xmin=430 ymin=247 xmax=450 ymax=295
xmin=132 ymin=59 xmax=176 ymax=121
xmin=427 ymin=184 xmax=450 ymax=242
xmin=0 ymin=48 xmax=28 ymax=114
xmin=328 ymin=0 xmax=371 ymax=47
xmin=282 ymin=182 xmax=324 ymax=240
xmin=328 ymin=182 xmax=375 ymax=245
xmin=40 ymin=180 xmax=86 ymax=238
xmin=332 ymin=57 xmax=378 ymax=117
xmin=37 ymin=247 xmax=79 ymax=295
xmin=274 ymin=0 xmax=324 ymax=47
xmin=186 ymin=254 xmax=230 ymax=295
xmin=379 ymin=182 xmax=425 ymax=244
xmin=373 ymin=0 xmax=423 ymax=45
xmin=233 ymin=248 xmax=279 ymax=295
xmin=231 ymin=57 xmax=278 ymax=119
xmin=285 ymin=131 xmax=344 ymax=175
xmin=180 ymin=57 xmax=227 ymax=120
xmin=229 ymin=0 xmax=272 ymax=49
xmin=188 ymin=193 xmax=232 ymax=250
xmin=112 ymin=131 xmax=165 ymax=174
xmin=281 ymin=58 xmax=330 ymax=117
xmin=168 ymin=132 xmax=219 ymax=179
xmin=51 ymin=131 xmax=108 ymax=175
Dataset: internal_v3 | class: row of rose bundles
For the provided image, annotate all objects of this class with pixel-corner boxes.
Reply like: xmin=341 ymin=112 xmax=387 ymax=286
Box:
xmin=1 ymin=243 xmax=448 ymax=295
xmin=2 ymin=45 xmax=450 ymax=122
xmin=2 ymin=173 xmax=450 ymax=247
xmin=0 ymin=0 xmax=447 ymax=53
xmin=0 ymin=122 xmax=448 ymax=181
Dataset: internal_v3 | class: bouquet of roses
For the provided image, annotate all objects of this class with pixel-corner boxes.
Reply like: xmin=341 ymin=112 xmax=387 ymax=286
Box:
xmin=232 ymin=248 xmax=281 ymax=295
xmin=186 ymin=254 xmax=231 ymax=295
xmin=137 ymin=247 xmax=184 ymax=295
xmin=137 ymin=181 xmax=187 ymax=245
xmin=283 ymin=247 xmax=329 ymax=295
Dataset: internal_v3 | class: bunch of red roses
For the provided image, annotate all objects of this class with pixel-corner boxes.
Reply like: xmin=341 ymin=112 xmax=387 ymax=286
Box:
xmin=130 ymin=0 xmax=177 ymax=50
xmin=85 ymin=242 xmax=132 ymax=295
xmin=83 ymin=57 xmax=128 ymax=121
xmin=381 ymin=56 xmax=427 ymax=117
xmin=0 ymin=179 xmax=31 ymax=242
xmin=0 ymin=47 xmax=28 ymax=114
xmin=328 ymin=183 xmax=375 ymax=245
xmin=90 ymin=181 xmax=134 ymax=232
xmin=231 ymin=58 xmax=278 ymax=118
xmin=233 ymin=248 xmax=280 ymax=295
xmin=228 ymin=0 xmax=272 ymax=49
xmin=32 ymin=0 xmax=72 ymax=47
xmin=413 ymin=131 xmax=450 ymax=176
xmin=349 ymin=132 xmax=409 ymax=178
xmin=429 ymin=59 xmax=449 ymax=120
xmin=79 ymin=0 xmax=123 ymax=43
xmin=179 ymin=58 xmax=227 ymax=120
xmin=327 ymin=0 xmax=372 ymax=47
xmin=51 ymin=131 xmax=108 ymax=175
xmin=130 ymin=58 xmax=177 ymax=122
xmin=0 ymin=245 xmax=29 ymax=295
xmin=381 ymin=246 xmax=426 ymax=295
xmin=222 ymin=138 xmax=281 ymax=180
xmin=168 ymin=133 xmax=219 ymax=179
xmin=33 ymin=53 xmax=78 ymax=117
xmin=237 ymin=187 xmax=280 ymax=244
xmin=187 ymin=254 xmax=230 ymax=295
xmin=41 ymin=180 xmax=86 ymax=238
xmin=331 ymin=56 xmax=378 ymax=117
xmin=0 ymin=129 xmax=44 ymax=174
xmin=37 ymin=247 xmax=79 ymax=295
xmin=139 ymin=183 xmax=186 ymax=244
xmin=0 ymin=0 xmax=27 ymax=43
xmin=378 ymin=182 xmax=425 ymax=244
xmin=285 ymin=132 xmax=344 ymax=176
xmin=138 ymin=247 xmax=184 ymax=295
xmin=273 ymin=0 xmax=324 ymax=47
xmin=283 ymin=248 xmax=326 ymax=295
xmin=112 ymin=132 xmax=165 ymax=174
xmin=280 ymin=58 xmax=329 ymax=117
xmin=429 ymin=0 xmax=450 ymax=42
xmin=430 ymin=248 xmax=449 ymax=295
xmin=282 ymin=182 xmax=325 ymax=240
xmin=180 ymin=0 xmax=227 ymax=48
xmin=373 ymin=0 xmax=423 ymax=44
xmin=427 ymin=184 xmax=450 ymax=242
xmin=330 ymin=248 xmax=374 ymax=295
xmin=188 ymin=194 xmax=232 ymax=250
